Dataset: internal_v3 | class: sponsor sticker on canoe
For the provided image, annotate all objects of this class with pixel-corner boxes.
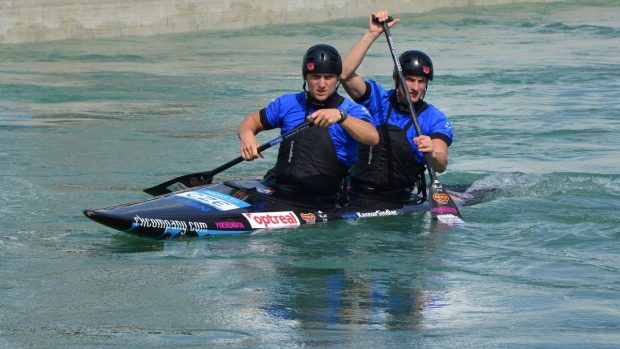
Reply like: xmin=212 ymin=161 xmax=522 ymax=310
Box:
xmin=436 ymin=214 xmax=465 ymax=225
xmin=174 ymin=197 xmax=212 ymax=212
xmin=300 ymin=213 xmax=316 ymax=224
xmin=355 ymin=209 xmax=399 ymax=218
xmin=214 ymin=221 xmax=246 ymax=230
xmin=341 ymin=209 xmax=402 ymax=220
xmin=432 ymin=206 xmax=459 ymax=214
xmin=432 ymin=192 xmax=450 ymax=204
xmin=175 ymin=189 xmax=250 ymax=211
xmin=130 ymin=215 xmax=209 ymax=237
xmin=242 ymin=211 xmax=300 ymax=229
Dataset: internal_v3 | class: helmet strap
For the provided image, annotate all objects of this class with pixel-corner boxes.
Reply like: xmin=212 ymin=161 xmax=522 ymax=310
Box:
xmin=421 ymin=85 xmax=428 ymax=100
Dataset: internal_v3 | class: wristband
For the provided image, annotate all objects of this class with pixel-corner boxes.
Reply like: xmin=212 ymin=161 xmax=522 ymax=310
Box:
xmin=337 ymin=110 xmax=348 ymax=124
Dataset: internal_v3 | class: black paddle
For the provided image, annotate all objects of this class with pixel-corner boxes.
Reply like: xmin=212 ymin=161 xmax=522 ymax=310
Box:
xmin=375 ymin=16 xmax=464 ymax=224
xmin=143 ymin=120 xmax=314 ymax=196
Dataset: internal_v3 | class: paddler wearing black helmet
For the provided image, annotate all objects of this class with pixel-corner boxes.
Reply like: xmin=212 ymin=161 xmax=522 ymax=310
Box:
xmin=340 ymin=10 xmax=455 ymax=206
xmin=237 ymin=43 xmax=379 ymax=206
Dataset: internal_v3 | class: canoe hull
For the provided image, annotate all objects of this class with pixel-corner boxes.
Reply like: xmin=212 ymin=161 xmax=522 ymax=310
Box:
xmin=84 ymin=180 xmax=431 ymax=239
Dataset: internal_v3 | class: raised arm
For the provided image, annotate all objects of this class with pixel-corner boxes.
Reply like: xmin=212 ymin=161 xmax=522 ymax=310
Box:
xmin=341 ymin=10 xmax=400 ymax=100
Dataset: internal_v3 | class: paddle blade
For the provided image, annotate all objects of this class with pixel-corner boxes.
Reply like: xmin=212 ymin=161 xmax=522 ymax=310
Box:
xmin=429 ymin=179 xmax=465 ymax=225
xmin=143 ymin=172 xmax=214 ymax=196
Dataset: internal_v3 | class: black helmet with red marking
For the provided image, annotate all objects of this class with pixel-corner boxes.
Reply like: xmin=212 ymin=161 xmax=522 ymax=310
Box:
xmin=302 ymin=44 xmax=342 ymax=77
xmin=396 ymin=50 xmax=433 ymax=81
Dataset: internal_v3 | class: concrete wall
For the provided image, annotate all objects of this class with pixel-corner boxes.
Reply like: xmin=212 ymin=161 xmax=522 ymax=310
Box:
xmin=0 ymin=0 xmax=556 ymax=44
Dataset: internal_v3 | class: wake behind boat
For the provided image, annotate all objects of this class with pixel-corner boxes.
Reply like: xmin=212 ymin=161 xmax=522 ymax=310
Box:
xmin=83 ymin=179 xmax=472 ymax=239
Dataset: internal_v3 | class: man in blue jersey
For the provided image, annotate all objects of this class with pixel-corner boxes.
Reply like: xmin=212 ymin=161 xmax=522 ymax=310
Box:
xmin=238 ymin=44 xmax=379 ymax=206
xmin=340 ymin=10 xmax=454 ymax=206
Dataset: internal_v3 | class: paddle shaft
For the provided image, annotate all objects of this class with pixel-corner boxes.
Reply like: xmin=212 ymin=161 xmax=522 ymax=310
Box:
xmin=375 ymin=16 xmax=464 ymax=223
xmin=143 ymin=120 xmax=313 ymax=195
xmin=211 ymin=120 xmax=314 ymax=177
xmin=378 ymin=19 xmax=438 ymax=181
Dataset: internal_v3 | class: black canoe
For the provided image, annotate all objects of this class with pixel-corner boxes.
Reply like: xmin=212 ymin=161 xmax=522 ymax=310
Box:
xmin=84 ymin=179 xmax=473 ymax=239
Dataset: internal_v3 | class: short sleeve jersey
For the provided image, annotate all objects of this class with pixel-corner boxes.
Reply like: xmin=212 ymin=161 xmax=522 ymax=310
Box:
xmin=360 ymin=80 xmax=454 ymax=163
xmin=261 ymin=92 xmax=373 ymax=167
